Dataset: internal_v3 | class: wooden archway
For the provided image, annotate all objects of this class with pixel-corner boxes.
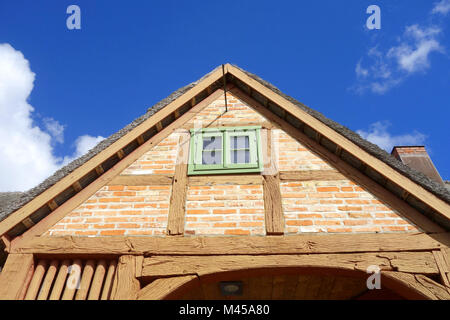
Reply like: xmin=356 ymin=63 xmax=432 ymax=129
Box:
xmin=136 ymin=264 xmax=450 ymax=300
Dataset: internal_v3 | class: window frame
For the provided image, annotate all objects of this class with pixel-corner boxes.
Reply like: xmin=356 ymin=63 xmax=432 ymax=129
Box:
xmin=188 ymin=126 xmax=263 ymax=175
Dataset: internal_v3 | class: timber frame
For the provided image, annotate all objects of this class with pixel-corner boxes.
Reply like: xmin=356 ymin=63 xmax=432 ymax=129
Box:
xmin=0 ymin=64 xmax=450 ymax=300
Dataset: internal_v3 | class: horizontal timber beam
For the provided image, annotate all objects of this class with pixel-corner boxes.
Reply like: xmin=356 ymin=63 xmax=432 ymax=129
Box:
xmin=108 ymin=174 xmax=173 ymax=186
xmin=279 ymin=170 xmax=347 ymax=181
xmin=188 ymin=175 xmax=262 ymax=186
xmin=140 ymin=252 xmax=439 ymax=279
xmin=12 ymin=232 xmax=450 ymax=256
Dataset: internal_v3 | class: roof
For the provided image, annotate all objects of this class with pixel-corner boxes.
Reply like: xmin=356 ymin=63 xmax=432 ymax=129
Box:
xmin=0 ymin=64 xmax=449 ymax=231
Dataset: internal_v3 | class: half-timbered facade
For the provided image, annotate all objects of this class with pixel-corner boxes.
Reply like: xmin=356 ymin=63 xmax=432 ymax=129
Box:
xmin=0 ymin=64 xmax=449 ymax=300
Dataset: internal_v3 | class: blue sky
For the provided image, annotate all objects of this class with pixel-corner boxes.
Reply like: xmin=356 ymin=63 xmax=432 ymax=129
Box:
xmin=0 ymin=0 xmax=449 ymax=191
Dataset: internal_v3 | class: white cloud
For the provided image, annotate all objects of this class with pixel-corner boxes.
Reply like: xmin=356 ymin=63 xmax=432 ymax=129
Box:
xmin=43 ymin=117 xmax=65 ymax=144
xmin=432 ymin=0 xmax=450 ymax=15
xmin=357 ymin=121 xmax=427 ymax=152
xmin=62 ymin=135 xmax=105 ymax=165
xmin=0 ymin=43 xmax=104 ymax=191
xmin=352 ymin=2 xmax=446 ymax=95
xmin=387 ymin=25 xmax=443 ymax=73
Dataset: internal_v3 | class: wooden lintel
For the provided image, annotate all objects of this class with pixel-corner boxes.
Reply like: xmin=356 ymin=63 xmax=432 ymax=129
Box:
xmin=182 ymin=121 xmax=275 ymax=130
xmin=12 ymin=233 xmax=450 ymax=256
xmin=188 ymin=175 xmax=262 ymax=186
xmin=279 ymin=170 xmax=347 ymax=182
xmin=108 ymin=174 xmax=173 ymax=186
xmin=140 ymin=251 xmax=439 ymax=279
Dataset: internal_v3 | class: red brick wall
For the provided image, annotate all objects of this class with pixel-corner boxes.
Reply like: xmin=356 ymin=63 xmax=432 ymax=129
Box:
xmin=46 ymin=92 xmax=420 ymax=237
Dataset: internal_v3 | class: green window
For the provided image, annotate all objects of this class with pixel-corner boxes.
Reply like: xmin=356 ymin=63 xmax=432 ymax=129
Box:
xmin=188 ymin=126 xmax=263 ymax=175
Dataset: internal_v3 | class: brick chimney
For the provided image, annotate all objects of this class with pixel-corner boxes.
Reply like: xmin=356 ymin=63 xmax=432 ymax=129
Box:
xmin=391 ymin=146 xmax=445 ymax=186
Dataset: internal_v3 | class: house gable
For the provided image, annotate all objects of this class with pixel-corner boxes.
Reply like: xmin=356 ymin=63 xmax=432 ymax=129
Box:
xmin=43 ymin=91 xmax=420 ymax=237
xmin=0 ymin=64 xmax=448 ymax=249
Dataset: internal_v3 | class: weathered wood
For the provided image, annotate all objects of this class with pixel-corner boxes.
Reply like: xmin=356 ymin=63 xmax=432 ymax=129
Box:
xmin=113 ymin=255 xmax=140 ymax=300
xmin=75 ymin=259 xmax=96 ymax=300
xmin=61 ymin=259 xmax=82 ymax=300
xmin=108 ymin=174 xmax=173 ymax=186
xmin=49 ymin=259 xmax=70 ymax=300
xmin=0 ymin=253 xmax=34 ymax=299
xmin=381 ymin=271 xmax=448 ymax=300
xmin=261 ymin=129 xmax=277 ymax=175
xmin=1 ymin=234 xmax=10 ymax=252
xmin=279 ymin=170 xmax=347 ymax=181
xmin=263 ymin=174 xmax=284 ymax=234
xmin=167 ymin=132 xmax=190 ymax=235
xmin=182 ymin=121 xmax=275 ymax=130
xmin=25 ymin=259 xmax=48 ymax=300
xmin=230 ymin=87 xmax=444 ymax=233
xmin=37 ymin=259 xmax=59 ymax=300
xmin=432 ymin=250 xmax=450 ymax=294
xmin=5 ymin=86 xmax=226 ymax=244
xmin=188 ymin=175 xmax=263 ymax=186
xmin=13 ymin=233 xmax=450 ymax=256
xmin=100 ymin=260 xmax=117 ymax=300
xmin=227 ymin=64 xmax=450 ymax=223
xmin=140 ymin=252 xmax=439 ymax=279
xmin=137 ymin=275 xmax=199 ymax=300
xmin=135 ymin=255 xmax=144 ymax=278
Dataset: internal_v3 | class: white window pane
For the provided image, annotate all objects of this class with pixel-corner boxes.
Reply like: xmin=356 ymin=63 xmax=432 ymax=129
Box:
xmin=202 ymin=151 xmax=222 ymax=165
xmin=203 ymin=136 xmax=221 ymax=150
xmin=230 ymin=150 xmax=250 ymax=164
xmin=230 ymin=135 xmax=249 ymax=149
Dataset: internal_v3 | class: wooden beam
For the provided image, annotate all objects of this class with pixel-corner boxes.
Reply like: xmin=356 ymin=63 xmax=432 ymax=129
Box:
xmin=10 ymin=88 xmax=226 ymax=248
xmin=167 ymin=132 xmax=190 ymax=235
xmin=13 ymin=233 xmax=450 ymax=256
xmin=112 ymin=255 xmax=140 ymax=300
xmin=87 ymin=259 xmax=107 ymax=300
xmin=100 ymin=260 xmax=117 ymax=300
xmin=75 ymin=259 xmax=96 ymax=300
xmin=261 ymin=128 xmax=277 ymax=175
xmin=25 ymin=259 xmax=48 ymax=300
xmin=108 ymin=174 xmax=173 ymax=186
xmin=226 ymin=64 xmax=450 ymax=224
xmin=72 ymin=181 xmax=82 ymax=192
xmin=432 ymin=250 xmax=450 ymax=294
xmin=48 ymin=259 xmax=70 ymax=300
xmin=279 ymin=170 xmax=347 ymax=181
xmin=182 ymin=121 xmax=275 ymax=130
xmin=0 ymin=253 xmax=34 ymax=299
xmin=188 ymin=175 xmax=262 ymax=186
xmin=136 ymin=135 xmax=145 ymax=145
xmin=95 ymin=165 xmax=105 ymax=176
xmin=263 ymin=174 xmax=284 ymax=235
xmin=117 ymin=149 xmax=125 ymax=160
xmin=1 ymin=234 xmax=11 ymax=252
xmin=140 ymin=252 xmax=439 ymax=279
xmin=37 ymin=259 xmax=59 ymax=300
xmin=230 ymin=87 xmax=444 ymax=233
xmin=382 ymin=271 xmax=450 ymax=300
xmin=156 ymin=121 xmax=163 ymax=132
xmin=47 ymin=200 xmax=59 ymax=211
xmin=137 ymin=275 xmax=199 ymax=300
xmin=0 ymin=66 xmax=224 ymax=238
